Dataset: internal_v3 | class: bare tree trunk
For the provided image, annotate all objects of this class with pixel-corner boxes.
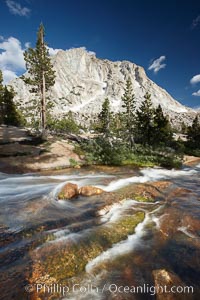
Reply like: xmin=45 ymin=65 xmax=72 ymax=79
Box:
xmin=40 ymin=27 xmax=46 ymax=138
xmin=41 ymin=72 xmax=46 ymax=130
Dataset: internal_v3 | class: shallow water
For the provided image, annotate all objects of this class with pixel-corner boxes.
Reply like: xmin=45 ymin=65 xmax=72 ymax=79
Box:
xmin=0 ymin=165 xmax=200 ymax=299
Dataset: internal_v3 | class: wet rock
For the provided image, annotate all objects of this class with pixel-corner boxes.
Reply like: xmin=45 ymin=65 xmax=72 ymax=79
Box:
xmin=29 ymin=212 xmax=145 ymax=285
xmin=178 ymin=215 xmax=200 ymax=249
xmin=159 ymin=207 xmax=200 ymax=251
xmin=158 ymin=186 xmax=200 ymax=239
xmin=152 ymin=269 xmax=193 ymax=300
xmin=117 ymin=181 xmax=172 ymax=202
xmin=166 ymin=187 xmax=195 ymax=203
xmin=182 ymin=215 xmax=200 ymax=233
xmin=158 ymin=209 xmax=182 ymax=238
xmin=183 ymin=155 xmax=200 ymax=167
xmin=96 ymin=181 xmax=173 ymax=215
xmin=57 ymin=183 xmax=78 ymax=199
xmin=79 ymin=185 xmax=104 ymax=196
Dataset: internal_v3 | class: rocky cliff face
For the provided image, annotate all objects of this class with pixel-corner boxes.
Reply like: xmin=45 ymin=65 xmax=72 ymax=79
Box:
xmin=10 ymin=47 xmax=196 ymax=126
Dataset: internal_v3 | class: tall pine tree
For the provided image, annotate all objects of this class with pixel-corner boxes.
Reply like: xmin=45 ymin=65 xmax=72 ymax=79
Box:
xmin=121 ymin=77 xmax=136 ymax=148
xmin=136 ymin=92 xmax=154 ymax=146
xmin=187 ymin=115 xmax=200 ymax=149
xmin=153 ymin=104 xmax=173 ymax=146
xmin=98 ymin=98 xmax=112 ymax=137
xmin=3 ymin=87 xmax=19 ymax=126
xmin=23 ymin=24 xmax=55 ymax=134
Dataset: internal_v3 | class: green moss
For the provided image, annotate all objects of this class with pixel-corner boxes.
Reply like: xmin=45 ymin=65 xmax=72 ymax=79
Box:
xmin=57 ymin=192 xmax=65 ymax=199
xmin=116 ymin=186 xmax=156 ymax=204
xmin=134 ymin=195 xmax=154 ymax=202
xmin=42 ymin=211 xmax=145 ymax=281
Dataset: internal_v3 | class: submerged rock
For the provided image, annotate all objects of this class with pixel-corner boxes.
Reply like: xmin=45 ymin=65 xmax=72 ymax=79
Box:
xmin=116 ymin=181 xmax=172 ymax=203
xmin=29 ymin=211 xmax=145 ymax=290
xmin=57 ymin=182 xmax=78 ymax=199
xmin=96 ymin=181 xmax=173 ymax=215
xmin=158 ymin=186 xmax=200 ymax=239
xmin=79 ymin=185 xmax=105 ymax=196
xmin=183 ymin=215 xmax=200 ymax=234
xmin=152 ymin=269 xmax=193 ymax=300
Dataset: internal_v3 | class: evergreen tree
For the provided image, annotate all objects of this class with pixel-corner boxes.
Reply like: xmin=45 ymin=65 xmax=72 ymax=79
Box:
xmin=153 ymin=104 xmax=173 ymax=146
xmin=47 ymin=111 xmax=80 ymax=134
xmin=136 ymin=92 xmax=154 ymax=146
xmin=3 ymin=87 xmax=25 ymax=126
xmin=0 ymin=71 xmax=25 ymax=126
xmin=187 ymin=115 xmax=200 ymax=148
xmin=23 ymin=23 xmax=56 ymax=133
xmin=110 ymin=112 xmax=124 ymax=138
xmin=98 ymin=98 xmax=112 ymax=137
xmin=121 ymin=78 xmax=136 ymax=147
xmin=3 ymin=87 xmax=16 ymax=125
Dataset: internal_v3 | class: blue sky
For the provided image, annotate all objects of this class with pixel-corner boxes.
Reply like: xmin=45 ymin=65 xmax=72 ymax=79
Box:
xmin=0 ymin=0 xmax=200 ymax=108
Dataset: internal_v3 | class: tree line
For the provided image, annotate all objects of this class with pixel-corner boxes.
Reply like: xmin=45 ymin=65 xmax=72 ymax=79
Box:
xmin=97 ymin=78 xmax=173 ymax=148
xmin=81 ymin=78 xmax=200 ymax=167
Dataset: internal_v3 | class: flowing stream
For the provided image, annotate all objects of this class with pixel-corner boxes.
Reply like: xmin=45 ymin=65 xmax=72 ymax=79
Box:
xmin=0 ymin=164 xmax=200 ymax=299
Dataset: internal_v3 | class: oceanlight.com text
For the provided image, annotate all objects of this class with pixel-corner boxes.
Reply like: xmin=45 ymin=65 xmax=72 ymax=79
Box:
xmin=25 ymin=282 xmax=194 ymax=296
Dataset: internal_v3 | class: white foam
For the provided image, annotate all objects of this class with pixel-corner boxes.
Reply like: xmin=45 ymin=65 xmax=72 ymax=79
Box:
xmin=151 ymin=216 xmax=160 ymax=228
xmin=97 ymin=175 xmax=149 ymax=192
xmin=35 ymin=229 xmax=84 ymax=251
xmin=54 ymin=228 xmax=70 ymax=238
xmin=178 ymin=226 xmax=197 ymax=239
xmin=100 ymin=200 xmax=135 ymax=222
xmin=96 ymin=167 xmax=197 ymax=192
xmin=100 ymin=199 xmax=147 ymax=223
xmin=48 ymin=174 xmax=114 ymax=180
xmin=140 ymin=167 xmax=197 ymax=180
xmin=86 ymin=213 xmax=151 ymax=273
xmin=49 ymin=232 xmax=82 ymax=244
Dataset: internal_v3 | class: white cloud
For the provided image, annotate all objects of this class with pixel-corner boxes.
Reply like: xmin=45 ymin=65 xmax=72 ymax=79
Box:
xmin=0 ymin=36 xmax=26 ymax=70
xmin=0 ymin=36 xmax=27 ymax=84
xmin=148 ymin=56 xmax=166 ymax=73
xmin=25 ymin=42 xmax=31 ymax=49
xmin=190 ymin=74 xmax=200 ymax=85
xmin=6 ymin=0 xmax=31 ymax=17
xmin=191 ymin=15 xmax=200 ymax=29
xmin=192 ymin=90 xmax=200 ymax=96
xmin=2 ymin=69 xmax=17 ymax=83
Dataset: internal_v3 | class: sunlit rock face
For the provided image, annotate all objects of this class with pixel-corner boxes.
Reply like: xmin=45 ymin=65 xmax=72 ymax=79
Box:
xmin=10 ymin=47 xmax=196 ymax=126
